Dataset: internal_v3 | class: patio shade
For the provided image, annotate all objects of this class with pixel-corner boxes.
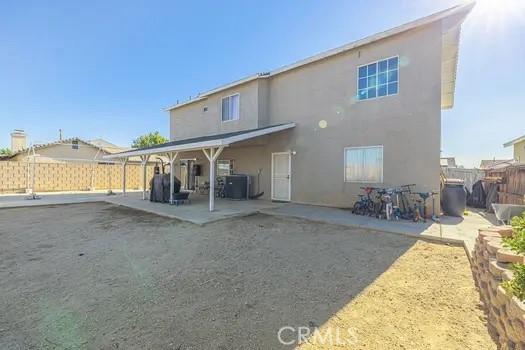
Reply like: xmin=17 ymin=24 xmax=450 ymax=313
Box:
xmin=103 ymin=122 xmax=295 ymax=211
xmin=103 ymin=123 xmax=295 ymax=159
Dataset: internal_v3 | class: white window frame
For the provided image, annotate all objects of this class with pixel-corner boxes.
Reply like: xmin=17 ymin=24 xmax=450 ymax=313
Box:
xmin=217 ymin=159 xmax=234 ymax=176
xmin=221 ymin=93 xmax=240 ymax=122
xmin=357 ymin=55 xmax=400 ymax=102
xmin=344 ymin=145 xmax=384 ymax=183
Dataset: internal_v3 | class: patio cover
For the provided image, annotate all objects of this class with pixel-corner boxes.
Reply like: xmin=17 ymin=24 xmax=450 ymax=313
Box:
xmin=103 ymin=122 xmax=295 ymax=211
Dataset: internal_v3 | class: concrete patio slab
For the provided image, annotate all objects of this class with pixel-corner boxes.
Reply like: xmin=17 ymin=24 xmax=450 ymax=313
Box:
xmin=0 ymin=190 xmax=498 ymax=257
xmin=0 ymin=191 xmax=282 ymax=225
xmin=104 ymin=192 xmax=283 ymax=225
xmin=260 ymin=204 xmax=498 ymax=257
xmin=0 ymin=191 xmax=110 ymax=208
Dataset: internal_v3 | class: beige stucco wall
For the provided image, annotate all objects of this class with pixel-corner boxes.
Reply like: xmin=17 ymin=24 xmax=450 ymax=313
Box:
xmin=169 ymin=79 xmax=266 ymax=140
xmin=173 ymin=143 xmax=272 ymax=195
xmin=267 ymin=23 xmax=442 ymax=207
xmin=513 ymin=140 xmax=525 ymax=162
xmin=257 ymin=79 xmax=270 ymax=128
xmin=169 ymin=22 xmax=444 ymax=209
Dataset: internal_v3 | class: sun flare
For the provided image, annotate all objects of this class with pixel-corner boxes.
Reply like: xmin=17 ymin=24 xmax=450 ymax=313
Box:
xmin=467 ymin=0 xmax=525 ymax=32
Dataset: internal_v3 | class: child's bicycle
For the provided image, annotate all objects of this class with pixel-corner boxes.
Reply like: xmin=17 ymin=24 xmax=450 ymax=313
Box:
xmin=391 ymin=185 xmax=415 ymax=220
xmin=352 ymin=187 xmax=376 ymax=216
xmin=374 ymin=188 xmax=397 ymax=220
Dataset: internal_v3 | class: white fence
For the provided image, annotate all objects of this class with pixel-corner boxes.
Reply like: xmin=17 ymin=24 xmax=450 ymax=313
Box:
xmin=442 ymin=167 xmax=485 ymax=192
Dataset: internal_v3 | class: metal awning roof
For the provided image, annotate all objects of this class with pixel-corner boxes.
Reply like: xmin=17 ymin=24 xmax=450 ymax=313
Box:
xmin=104 ymin=122 xmax=295 ymax=159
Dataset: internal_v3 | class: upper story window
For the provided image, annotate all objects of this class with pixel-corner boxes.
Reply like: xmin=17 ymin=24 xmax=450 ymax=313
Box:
xmin=221 ymin=93 xmax=240 ymax=122
xmin=358 ymin=56 xmax=399 ymax=101
xmin=72 ymin=140 xmax=79 ymax=150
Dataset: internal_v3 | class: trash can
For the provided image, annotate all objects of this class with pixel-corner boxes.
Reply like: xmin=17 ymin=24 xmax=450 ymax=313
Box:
xmin=441 ymin=179 xmax=467 ymax=217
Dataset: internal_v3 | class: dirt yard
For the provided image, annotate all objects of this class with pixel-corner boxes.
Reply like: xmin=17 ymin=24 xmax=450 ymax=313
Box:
xmin=298 ymin=241 xmax=496 ymax=349
xmin=0 ymin=203 xmax=495 ymax=349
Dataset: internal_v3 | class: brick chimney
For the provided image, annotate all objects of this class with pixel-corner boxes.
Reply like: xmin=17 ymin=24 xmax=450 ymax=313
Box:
xmin=10 ymin=129 xmax=27 ymax=153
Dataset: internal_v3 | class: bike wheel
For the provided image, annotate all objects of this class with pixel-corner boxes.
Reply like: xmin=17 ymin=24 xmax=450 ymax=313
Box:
xmin=352 ymin=202 xmax=361 ymax=215
xmin=366 ymin=201 xmax=375 ymax=216
xmin=374 ymin=202 xmax=382 ymax=218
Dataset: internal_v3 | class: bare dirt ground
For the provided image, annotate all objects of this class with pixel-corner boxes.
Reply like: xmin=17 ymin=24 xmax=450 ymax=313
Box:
xmin=0 ymin=202 xmax=495 ymax=349
xmin=298 ymin=241 xmax=496 ymax=349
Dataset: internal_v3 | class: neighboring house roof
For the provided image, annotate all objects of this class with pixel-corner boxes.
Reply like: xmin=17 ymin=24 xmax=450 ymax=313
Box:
xmin=166 ymin=3 xmax=474 ymax=112
xmin=89 ymin=138 xmax=118 ymax=149
xmin=104 ymin=123 xmax=296 ymax=159
xmin=480 ymin=159 xmax=515 ymax=170
xmin=6 ymin=137 xmax=128 ymax=159
xmin=7 ymin=138 xmax=98 ymax=158
xmin=503 ymin=134 xmax=525 ymax=148
xmin=88 ymin=138 xmax=131 ymax=154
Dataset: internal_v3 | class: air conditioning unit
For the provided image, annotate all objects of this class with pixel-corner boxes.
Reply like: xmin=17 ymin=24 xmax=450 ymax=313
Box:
xmin=224 ymin=175 xmax=250 ymax=200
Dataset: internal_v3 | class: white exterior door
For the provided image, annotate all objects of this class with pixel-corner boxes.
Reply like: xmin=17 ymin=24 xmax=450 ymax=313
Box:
xmin=271 ymin=152 xmax=291 ymax=201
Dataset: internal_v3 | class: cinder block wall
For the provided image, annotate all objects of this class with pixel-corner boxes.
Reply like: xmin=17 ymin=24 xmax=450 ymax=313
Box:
xmin=0 ymin=161 xmax=155 ymax=193
xmin=0 ymin=161 xmax=28 ymax=192
xmin=471 ymin=227 xmax=525 ymax=348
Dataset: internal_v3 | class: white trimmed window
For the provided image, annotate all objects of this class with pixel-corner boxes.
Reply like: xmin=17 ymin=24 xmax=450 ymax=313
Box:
xmin=221 ymin=94 xmax=240 ymax=122
xmin=344 ymin=146 xmax=383 ymax=183
xmin=358 ymin=56 xmax=399 ymax=101
xmin=217 ymin=159 xmax=234 ymax=176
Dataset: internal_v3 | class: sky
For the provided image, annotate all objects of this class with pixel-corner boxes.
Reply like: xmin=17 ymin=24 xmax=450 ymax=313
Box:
xmin=0 ymin=0 xmax=524 ymax=167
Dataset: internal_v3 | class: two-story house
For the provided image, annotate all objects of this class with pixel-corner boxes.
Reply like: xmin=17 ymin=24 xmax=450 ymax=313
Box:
xmin=107 ymin=3 xmax=474 ymax=212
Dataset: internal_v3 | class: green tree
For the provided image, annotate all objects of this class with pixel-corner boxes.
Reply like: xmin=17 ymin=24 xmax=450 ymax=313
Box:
xmin=0 ymin=148 xmax=12 ymax=156
xmin=131 ymin=131 xmax=168 ymax=148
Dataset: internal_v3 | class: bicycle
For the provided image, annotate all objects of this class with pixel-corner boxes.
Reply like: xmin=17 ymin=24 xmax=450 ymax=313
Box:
xmin=352 ymin=187 xmax=376 ymax=216
xmin=395 ymin=184 xmax=417 ymax=220
xmin=400 ymin=185 xmax=432 ymax=223
xmin=374 ymin=188 xmax=397 ymax=220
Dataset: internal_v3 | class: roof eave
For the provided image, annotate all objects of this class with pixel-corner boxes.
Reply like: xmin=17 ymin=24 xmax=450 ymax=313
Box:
xmin=504 ymin=136 xmax=525 ymax=147
xmin=440 ymin=3 xmax=474 ymax=109
xmin=165 ymin=96 xmax=208 ymax=112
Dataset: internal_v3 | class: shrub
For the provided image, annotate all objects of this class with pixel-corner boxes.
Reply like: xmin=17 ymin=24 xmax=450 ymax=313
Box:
xmin=131 ymin=131 xmax=168 ymax=148
xmin=512 ymin=211 xmax=525 ymax=235
xmin=502 ymin=263 xmax=525 ymax=302
xmin=502 ymin=212 xmax=525 ymax=255
xmin=0 ymin=148 xmax=12 ymax=156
